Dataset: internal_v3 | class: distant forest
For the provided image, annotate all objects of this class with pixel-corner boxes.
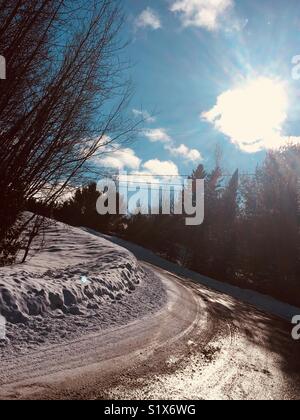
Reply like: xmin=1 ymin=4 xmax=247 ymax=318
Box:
xmin=29 ymin=144 xmax=300 ymax=308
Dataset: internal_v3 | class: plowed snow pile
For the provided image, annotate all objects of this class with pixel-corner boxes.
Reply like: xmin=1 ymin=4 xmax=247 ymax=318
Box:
xmin=0 ymin=219 xmax=166 ymax=355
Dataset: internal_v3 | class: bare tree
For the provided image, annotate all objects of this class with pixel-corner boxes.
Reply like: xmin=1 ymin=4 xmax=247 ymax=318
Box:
xmin=0 ymin=0 xmax=137 ymax=264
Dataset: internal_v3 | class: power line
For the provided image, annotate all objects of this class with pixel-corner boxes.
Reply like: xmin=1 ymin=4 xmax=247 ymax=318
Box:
xmin=117 ymin=181 xmax=186 ymax=187
xmin=104 ymin=172 xmax=256 ymax=178
xmin=98 ymin=172 xmax=256 ymax=189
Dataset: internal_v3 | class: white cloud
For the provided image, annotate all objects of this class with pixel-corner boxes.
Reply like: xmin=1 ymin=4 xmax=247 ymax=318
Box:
xmin=94 ymin=145 xmax=141 ymax=170
xmin=133 ymin=109 xmax=156 ymax=123
xmin=143 ymin=127 xmax=203 ymax=162
xmin=118 ymin=160 xmax=180 ymax=189
xmin=143 ymin=159 xmax=179 ymax=177
xmin=143 ymin=128 xmax=172 ymax=143
xmin=135 ymin=8 xmax=161 ymax=30
xmin=170 ymin=0 xmax=234 ymax=31
xmin=121 ymin=171 xmax=160 ymax=186
xmin=166 ymin=143 xmax=203 ymax=162
xmin=201 ymin=77 xmax=300 ymax=153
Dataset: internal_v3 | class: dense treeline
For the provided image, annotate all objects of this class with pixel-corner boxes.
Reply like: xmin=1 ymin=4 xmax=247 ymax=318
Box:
xmin=39 ymin=144 xmax=300 ymax=307
xmin=0 ymin=0 xmax=133 ymax=265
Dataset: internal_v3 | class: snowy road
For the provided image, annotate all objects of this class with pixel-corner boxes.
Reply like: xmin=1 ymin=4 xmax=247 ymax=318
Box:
xmin=0 ymin=266 xmax=201 ymax=399
xmin=0 ymin=258 xmax=299 ymax=400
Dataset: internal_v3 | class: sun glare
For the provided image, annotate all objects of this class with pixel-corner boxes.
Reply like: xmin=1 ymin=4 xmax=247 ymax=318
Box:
xmin=202 ymin=77 xmax=289 ymax=152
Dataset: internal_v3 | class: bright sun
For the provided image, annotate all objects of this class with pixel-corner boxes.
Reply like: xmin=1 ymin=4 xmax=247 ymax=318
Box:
xmin=202 ymin=77 xmax=290 ymax=153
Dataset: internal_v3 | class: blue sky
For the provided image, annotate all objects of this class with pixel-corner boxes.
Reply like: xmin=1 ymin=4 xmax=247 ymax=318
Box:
xmin=98 ymin=0 xmax=300 ymax=179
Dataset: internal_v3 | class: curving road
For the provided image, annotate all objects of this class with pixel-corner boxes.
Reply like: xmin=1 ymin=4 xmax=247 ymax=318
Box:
xmin=0 ymin=259 xmax=299 ymax=400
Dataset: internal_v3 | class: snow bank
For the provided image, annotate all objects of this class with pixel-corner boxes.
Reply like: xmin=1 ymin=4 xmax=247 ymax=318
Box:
xmin=0 ymin=219 xmax=166 ymax=353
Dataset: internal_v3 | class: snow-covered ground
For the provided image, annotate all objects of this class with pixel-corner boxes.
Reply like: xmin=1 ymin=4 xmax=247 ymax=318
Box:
xmin=0 ymin=219 xmax=166 ymax=356
xmin=0 ymin=221 xmax=299 ymax=400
